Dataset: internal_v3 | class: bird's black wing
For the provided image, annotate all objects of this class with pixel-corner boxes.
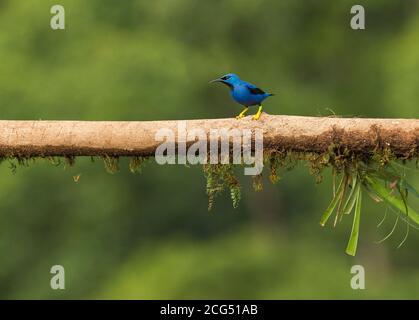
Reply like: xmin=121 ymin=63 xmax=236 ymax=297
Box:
xmin=246 ymin=85 xmax=266 ymax=95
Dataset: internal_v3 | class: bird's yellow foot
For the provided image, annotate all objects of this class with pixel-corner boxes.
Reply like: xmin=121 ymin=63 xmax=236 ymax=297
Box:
xmin=252 ymin=106 xmax=263 ymax=120
xmin=235 ymin=107 xmax=249 ymax=120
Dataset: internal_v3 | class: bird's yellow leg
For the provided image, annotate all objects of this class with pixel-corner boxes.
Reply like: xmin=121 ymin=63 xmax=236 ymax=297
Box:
xmin=236 ymin=107 xmax=249 ymax=119
xmin=252 ymin=105 xmax=263 ymax=120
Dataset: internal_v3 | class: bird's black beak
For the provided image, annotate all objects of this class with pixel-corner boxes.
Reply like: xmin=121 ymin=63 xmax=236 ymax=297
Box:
xmin=209 ymin=78 xmax=223 ymax=84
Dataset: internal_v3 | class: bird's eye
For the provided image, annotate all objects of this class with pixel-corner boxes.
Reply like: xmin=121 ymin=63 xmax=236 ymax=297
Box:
xmin=221 ymin=75 xmax=230 ymax=80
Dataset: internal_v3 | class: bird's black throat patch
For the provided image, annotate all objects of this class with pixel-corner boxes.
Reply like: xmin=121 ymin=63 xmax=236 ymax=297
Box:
xmin=221 ymin=81 xmax=233 ymax=89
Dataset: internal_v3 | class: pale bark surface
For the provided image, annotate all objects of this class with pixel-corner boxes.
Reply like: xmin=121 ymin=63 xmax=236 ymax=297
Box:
xmin=0 ymin=114 xmax=417 ymax=157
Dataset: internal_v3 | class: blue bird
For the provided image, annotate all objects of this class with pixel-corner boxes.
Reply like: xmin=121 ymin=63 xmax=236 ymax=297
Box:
xmin=210 ymin=73 xmax=274 ymax=120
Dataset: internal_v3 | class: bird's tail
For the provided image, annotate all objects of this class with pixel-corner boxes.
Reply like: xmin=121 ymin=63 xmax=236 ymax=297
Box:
xmin=268 ymin=93 xmax=275 ymax=96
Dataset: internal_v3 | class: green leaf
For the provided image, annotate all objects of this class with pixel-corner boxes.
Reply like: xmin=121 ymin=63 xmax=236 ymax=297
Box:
xmin=320 ymin=176 xmax=344 ymax=226
xmin=343 ymin=175 xmax=358 ymax=215
xmin=346 ymin=184 xmax=362 ymax=256
xmin=334 ymin=174 xmax=349 ymax=226
xmin=390 ymin=161 xmax=419 ymax=172
xmin=365 ymin=176 xmax=419 ymax=225
xmin=399 ymin=179 xmax=419 ymax=198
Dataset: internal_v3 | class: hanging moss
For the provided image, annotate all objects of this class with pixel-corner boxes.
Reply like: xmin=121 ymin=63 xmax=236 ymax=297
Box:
xmin=252 ymin=174 xmax=263 ymax=191
xmin=307 ymin=152 xmax=330 ymax=184
xmin=64 ymin=155 xmax=76 ymax=168
xmin=264 ymin=150 xmax=285 ymax=184
xmin=47 ymin=156 xmax=61 ymax=167
xmin=8 ymin=160 xmax=17 ymax=174
xmin=129 ymin=156 xmax=146 ymax=174
xmin=203 ymin=164 xmax=241 ymax=210
xmin=0 ymin=155 xmax=36 ymax=174
xmin=102 ymin=155 xmax=119 ymax=174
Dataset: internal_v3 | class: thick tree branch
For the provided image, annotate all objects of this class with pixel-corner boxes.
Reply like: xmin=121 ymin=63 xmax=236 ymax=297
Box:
xmin=0 ymin=114 xmax=417 ymax=158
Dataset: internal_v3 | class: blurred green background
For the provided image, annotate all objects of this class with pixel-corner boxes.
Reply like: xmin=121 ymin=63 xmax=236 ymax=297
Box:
xmin=0 ymin=0 xmax=418 ymax=299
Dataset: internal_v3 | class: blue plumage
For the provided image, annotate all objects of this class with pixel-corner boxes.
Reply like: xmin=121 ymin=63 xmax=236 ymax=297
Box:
xmin=210 ymin=73 xmax=273 ymax=120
